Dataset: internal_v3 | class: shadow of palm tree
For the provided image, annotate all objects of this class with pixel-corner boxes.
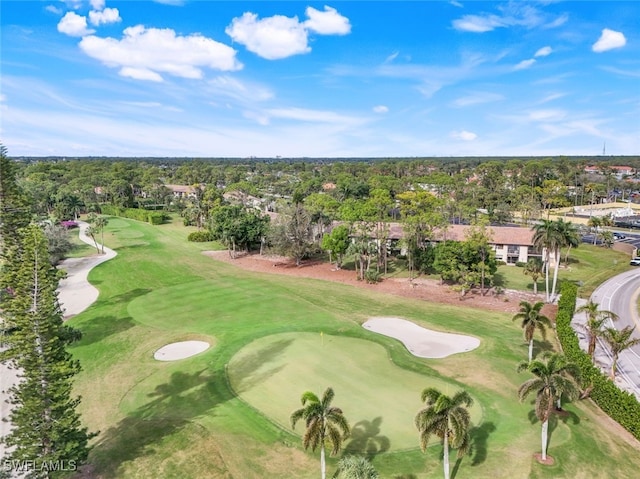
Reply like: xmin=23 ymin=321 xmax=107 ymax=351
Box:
xmin=229 ymin=338 xmax=293 ymax=393
xmin=89 ymin=367 xmax=229 ymax=478
xmin=469 ymin=421 xmax=496 ymax=466
xmin=343 ymin=417 xmax=390 ymax=458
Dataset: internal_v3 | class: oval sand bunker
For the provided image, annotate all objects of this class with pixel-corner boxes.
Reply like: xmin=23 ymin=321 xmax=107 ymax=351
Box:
xmin=363 ymin=317 xmax=480 ymax=359
xmin=154 ymin=341 xmax=210 ymax=361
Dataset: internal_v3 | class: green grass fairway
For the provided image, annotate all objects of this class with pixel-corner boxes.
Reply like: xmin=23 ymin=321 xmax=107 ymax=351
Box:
xmin=228 ymin=332 xmax=483 ymax=452
xmin=66 ymin=216 xmax=640 ymax=479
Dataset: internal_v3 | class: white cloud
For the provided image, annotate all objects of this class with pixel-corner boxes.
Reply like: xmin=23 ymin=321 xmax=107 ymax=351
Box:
xmin=88 ymin=7 xmax=121 ymax=26
xmin=514 ymin=59 xmax=536 ymax=70
xmin=207 ymin=76 xmax=274 ymax=103
xmin=90 ymin=0 xmax=105 ymax=10
xmin=45 ymin=5 xmax=63 ymax=15
xmin=453 ymin=14 xmax=504 ymax=33
xmin=153 ymin=0 xmax=185 ymax=5
xmin=304 ymin=6 xmax=351 ymax=35
xmin=592 ymin=29 xmax=626 ymax=53
xmin=57 ymin=12 xmax=95 ymax=37
xmin=450 ymin=1 xmax=464 ymax=8
xmin=535 ymin=46 xmax=552 ymax=57
xmin=266 ymin=107 xmax=365 ymax=126
xmin=453 ymin=5 xmax=566 ymax=33
xmin=79 ymin=25 xmax=242 ymax=81
xmin=226 ymin=12 xmax=309 ymax=60
xmin=226 ymin=7 xmax=350 ymax=60
xmin=373 ymin=105 xmax=389 ymax=113
xmin=452 ymin=92 xmax=503 ymax=107
xmin=62 ymin=0 xmax=83 ymax=10
xmin=0 ymin=93 xmax=6 ymax=102
xmin=384 ymin=52 xmax=399 ymax=63
xmin=529 ymin=109 xmax=566 ymax=122
xmin=119 ymin=67 xmax=163 ymax=82
xmin=450 ymin=130 xmax=477 ymax=141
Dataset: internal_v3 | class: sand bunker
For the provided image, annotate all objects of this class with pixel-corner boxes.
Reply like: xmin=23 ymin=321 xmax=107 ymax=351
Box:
xmin=363 ymin=317 xmax=480 ymax=359
xmin=154 ymin=341 xmax=210 ymax=361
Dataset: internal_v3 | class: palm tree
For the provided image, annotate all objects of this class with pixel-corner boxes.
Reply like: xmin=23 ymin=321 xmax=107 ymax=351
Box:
xmin=531 ymin=220 xmax=562 ymax=302
xmin=601 ymin=326 xmax=640 ymax=379
xmin=523 ymin=257 xmax=544 ymax=295
xmin=334 ymin=455 xmax=379 ymax=479
xmin=575 ymin=301 xmax=618 ymax=359
xmin=93 ymin=215 xmax=109 ymax=254
xmin=84 ymin=225 xmax=100 ymax=254
xmin=587 ymin=216 xmax=602 ymax=245
xmin=415 ymin=388 xmax=473 ymax=479
xmin=291 ymin=387 xmax=350 ymax=479
xmin=512 ymin=301 xmax=552 ymax=362
xmin=517 ymin=352 xmax=580 ymax=462
xmin=556 ymin=219 xmax=580 ymax=267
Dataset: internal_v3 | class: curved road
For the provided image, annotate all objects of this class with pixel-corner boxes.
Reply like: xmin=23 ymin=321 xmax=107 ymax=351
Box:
xmin=588 ymin=267 xmax=640 ymax=399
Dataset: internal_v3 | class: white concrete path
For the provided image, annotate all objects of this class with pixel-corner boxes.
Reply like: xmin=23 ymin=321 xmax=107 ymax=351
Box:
xmin=1 ymin=221 xmax=115 ymax=462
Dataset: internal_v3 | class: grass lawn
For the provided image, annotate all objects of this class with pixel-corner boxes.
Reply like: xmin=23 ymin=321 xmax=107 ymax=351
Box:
xmin=68 ymin=216 xmax=640 ymax=478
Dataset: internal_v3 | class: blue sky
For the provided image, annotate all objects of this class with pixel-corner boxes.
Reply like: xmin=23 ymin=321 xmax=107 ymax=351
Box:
xmin=1 ymin=1 xmax=638 ymax=157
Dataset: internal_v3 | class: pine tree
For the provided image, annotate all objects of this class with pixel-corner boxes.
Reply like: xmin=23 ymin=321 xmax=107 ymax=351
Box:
xmin=0 ymin=144 xmax=30 ymax=256
xmin=0 ymin=224 xmax=93 ymax=478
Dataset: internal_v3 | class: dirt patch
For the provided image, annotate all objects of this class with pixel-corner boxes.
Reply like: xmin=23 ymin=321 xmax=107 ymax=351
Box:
xmin=203 ymin=251 xmax=551 ymax=314
xmin=534 ymin=453 xmax=555 ymax=465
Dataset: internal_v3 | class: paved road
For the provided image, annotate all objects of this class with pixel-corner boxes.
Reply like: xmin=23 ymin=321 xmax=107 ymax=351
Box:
xmin=585 ymin=268 xmax=640 ymax=399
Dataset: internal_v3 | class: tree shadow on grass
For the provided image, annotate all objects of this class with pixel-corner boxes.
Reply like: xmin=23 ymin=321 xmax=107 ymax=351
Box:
xmin=90 ymin=368 xmax=229 ymax=478
xmin=526 ymin=406 xmax=580 ymax=448
xmin=534 ymin=339 xmax=555 ymax=357
xmin=343 ymin=417 xmax=390 ymax=459
xmin=469 ymin=421 xmax=496 ymax=466
xmin=228 ymin=338 xmax=293 ymax=393
xmin=103 ymin=288 xmax=152 ymax=307
xmin=73 ymin=315 xmax=136 ymax=347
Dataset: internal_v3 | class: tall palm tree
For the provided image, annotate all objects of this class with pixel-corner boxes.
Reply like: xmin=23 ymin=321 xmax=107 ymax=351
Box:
xmin=556 ymin=219 xmax=580 ymax=267
xmin=575 ymin=301 xmax=618 ymax=359
xmin=517 ymin=352 xmax=580 ymax=461
xmin=93 ymin=215 xmax=109 ymax=254
xmin=415 ymin=388 xmax=473 ymax=479
xmin=523 ymin=257 xmax=544 ymax=295
xmin=84 ymin=225 xmax=100 ymax=254
xmin=601 ymin=326 xmax=640 ymax=379
xmin=512 ymin=301 xmax=552 ymax=362
xmin=334 ymin=455 xmax=379 ymax=479
xmin=291 ymin=387 xmax=350 ymax=479
xmin=549 ymin=219 xmax=576 ymax=301
xmin=531 ymin=220 xmax=562 ymax=302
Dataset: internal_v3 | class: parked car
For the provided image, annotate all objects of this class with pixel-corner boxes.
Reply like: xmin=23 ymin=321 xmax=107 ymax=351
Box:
xmin=613 ymin=233 xmax=626 ymax=240
xmin=630 ymin=258 xmax=640 ymax=266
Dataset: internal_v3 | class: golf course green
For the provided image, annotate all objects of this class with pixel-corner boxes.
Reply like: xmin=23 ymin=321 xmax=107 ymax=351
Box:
xmin=66 ymin=216 xmax=640 ymax=479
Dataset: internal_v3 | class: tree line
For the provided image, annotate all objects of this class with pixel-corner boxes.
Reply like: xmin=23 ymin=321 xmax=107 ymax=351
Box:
xmin=1 ymin=144 xmax=93 ymax=478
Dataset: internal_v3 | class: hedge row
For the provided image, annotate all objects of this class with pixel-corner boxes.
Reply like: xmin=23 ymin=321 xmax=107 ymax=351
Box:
xmin=556 ymin=282 xmax=640 ymax=440
xmin=100 ymin=205 xmax=168 ymax=225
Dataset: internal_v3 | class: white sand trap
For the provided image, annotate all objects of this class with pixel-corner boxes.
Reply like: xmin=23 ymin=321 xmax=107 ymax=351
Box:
xmin=154 ymin=341 xmax=210 ymax=361
xmin=363 ymin=317 xmax=480 ymax=359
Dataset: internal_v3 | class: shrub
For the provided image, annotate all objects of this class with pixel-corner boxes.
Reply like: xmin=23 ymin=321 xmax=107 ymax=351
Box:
xmin=100 ymin=205 xmax=168 ymax=225
xmin=556 ymin=282 xmax=640 ymax=440
xmin=515 ymin=261 xmax=526 ymax=268
xmin=364 ymin=269 xmax=382 ymax=284
xmin=187 ymin=231 xmax=215 ymax=242
xmin=60 ymin=220 xmax=78 ymax=229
